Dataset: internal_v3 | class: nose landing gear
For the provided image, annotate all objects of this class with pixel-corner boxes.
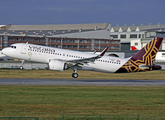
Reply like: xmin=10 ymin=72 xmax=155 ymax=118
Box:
xmin=20 ymin=60 xmax=25 ymax=69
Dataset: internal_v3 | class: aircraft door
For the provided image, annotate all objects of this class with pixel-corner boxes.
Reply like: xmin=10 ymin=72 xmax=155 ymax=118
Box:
xmin=21 ymin=44 xmax=27 ymax=54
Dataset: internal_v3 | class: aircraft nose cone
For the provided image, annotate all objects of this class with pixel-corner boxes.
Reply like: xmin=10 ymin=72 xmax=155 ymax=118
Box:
xmin=2 ymin=49 xmax=5 ymax=54
xmin=2 ymin=48 xmax=8 ymax=55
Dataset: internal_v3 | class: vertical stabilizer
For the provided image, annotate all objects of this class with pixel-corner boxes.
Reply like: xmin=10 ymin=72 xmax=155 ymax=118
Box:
xmin=116 ymin=37 xmax=163 ymax=72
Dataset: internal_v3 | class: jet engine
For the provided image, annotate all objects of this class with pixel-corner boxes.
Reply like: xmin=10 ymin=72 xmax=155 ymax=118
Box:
xmin=48 ymin=59 xmax=68 ymax=71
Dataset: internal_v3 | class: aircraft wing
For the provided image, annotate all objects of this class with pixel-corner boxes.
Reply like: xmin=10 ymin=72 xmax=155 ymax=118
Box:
xmin=66 ymin=46 xmax=109 ymax=67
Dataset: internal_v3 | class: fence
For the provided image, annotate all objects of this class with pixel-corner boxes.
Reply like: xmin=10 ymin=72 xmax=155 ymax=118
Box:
xmin=0 ymin=63 xmax=47 ymax=69
xmin=43 ymin=115 xmax=165 ymax=120
xmin=1 ymin=115 xmax=165 ymax=120
xmin=0 ymin=117 xmax=38 ymax=120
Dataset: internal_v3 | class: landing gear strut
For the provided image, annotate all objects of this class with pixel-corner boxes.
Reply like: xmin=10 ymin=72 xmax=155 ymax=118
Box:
xmin=71 ymin=67 xmax=78 ymax=78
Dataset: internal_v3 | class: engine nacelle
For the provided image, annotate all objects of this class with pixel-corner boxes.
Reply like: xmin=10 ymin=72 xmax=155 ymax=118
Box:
xmin=48 ymin=59 xmax=68 ymax=71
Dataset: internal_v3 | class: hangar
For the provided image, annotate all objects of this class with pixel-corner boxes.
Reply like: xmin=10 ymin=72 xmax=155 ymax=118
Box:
xmin=0 ymin=23 xmax=165 ymax=59
xmin=0 ymin=23 xmax=120 ymax=51
xmin=110 ymin=24 xmax=165 ymax=50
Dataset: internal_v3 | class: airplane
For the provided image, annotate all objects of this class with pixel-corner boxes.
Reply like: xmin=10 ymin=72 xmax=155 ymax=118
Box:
xmin=1 ymin=37 xmax=163 ymax=78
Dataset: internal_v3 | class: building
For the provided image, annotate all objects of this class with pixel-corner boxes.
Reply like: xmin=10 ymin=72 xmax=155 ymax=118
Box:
xmin=110 ymin=24 xmax=165 ymax=50
xmin=130 ymin=38 xmax=165 ymax=50
xmin=0 ymin=23 xmax=165 ymax=59
xmin=0 ymin=23 xmax=120 ymax=51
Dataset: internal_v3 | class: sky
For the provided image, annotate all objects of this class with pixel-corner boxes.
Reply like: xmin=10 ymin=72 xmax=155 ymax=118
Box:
xmin=0 ymin=0 xmax=165 ymax=26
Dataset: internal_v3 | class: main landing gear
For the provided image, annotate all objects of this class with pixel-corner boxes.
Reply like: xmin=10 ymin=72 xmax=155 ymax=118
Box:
xmin=71 ymin=67 xmax=78 ymax=78
xmin=72 ymin=73 xmax=78 ymax=78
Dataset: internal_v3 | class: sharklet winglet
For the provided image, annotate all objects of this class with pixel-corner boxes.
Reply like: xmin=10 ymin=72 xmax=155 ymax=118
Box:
xmin=99 ymin=46 xmax=109 ymax=57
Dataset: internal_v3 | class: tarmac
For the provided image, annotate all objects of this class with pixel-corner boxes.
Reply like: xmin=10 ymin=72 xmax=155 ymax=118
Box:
xmin=0 ymin=78 xmax=165 ymax=86
xmin=0 ymin=62 xmax=165 ymax=86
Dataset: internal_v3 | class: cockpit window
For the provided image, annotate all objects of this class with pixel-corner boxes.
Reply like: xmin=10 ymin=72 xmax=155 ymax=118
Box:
xmin=11 ymin=46 xmax=16 ymax=49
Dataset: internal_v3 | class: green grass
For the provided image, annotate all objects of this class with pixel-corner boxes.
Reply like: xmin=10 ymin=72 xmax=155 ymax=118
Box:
xmin=0 ymin=86 xmax=165 ymax=118
xmin=0 ymin=69 xmax=165 ymax=119
xmin=0 ymin=69 xmax=165 ymax=79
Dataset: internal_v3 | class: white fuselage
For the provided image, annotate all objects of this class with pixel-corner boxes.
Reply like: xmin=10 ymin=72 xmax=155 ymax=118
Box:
xmin=2 ymin=43 xmax=128 ymax=73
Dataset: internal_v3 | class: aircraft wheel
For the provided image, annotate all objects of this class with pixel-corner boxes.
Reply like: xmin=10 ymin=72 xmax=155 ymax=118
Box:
xmin=20 ymin=66 xmax=24 ymax=69
xmin=72 ymin=73 xmax=78 ymax=78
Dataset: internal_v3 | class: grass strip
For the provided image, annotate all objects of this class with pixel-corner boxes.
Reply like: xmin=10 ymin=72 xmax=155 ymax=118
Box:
xmin=0 ymin=69 xmax=164 ymax=79
xmin=0 ymin=86 xmax=165 ymax=117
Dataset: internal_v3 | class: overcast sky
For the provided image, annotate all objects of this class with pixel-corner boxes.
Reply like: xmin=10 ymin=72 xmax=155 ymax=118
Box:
xmin=0 ymin=0 xmax=165 ymax=26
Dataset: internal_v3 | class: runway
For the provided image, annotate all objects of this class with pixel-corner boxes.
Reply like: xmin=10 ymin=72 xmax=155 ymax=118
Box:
xmin=0 ymin=78 xmax=165 ymax=86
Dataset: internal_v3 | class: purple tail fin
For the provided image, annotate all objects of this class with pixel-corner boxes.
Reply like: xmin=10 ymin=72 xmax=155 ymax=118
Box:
xmin=116 ymin=37 xmax=163 ymax=72
xmin=131 ymin=37 xmax=163 ymax=65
